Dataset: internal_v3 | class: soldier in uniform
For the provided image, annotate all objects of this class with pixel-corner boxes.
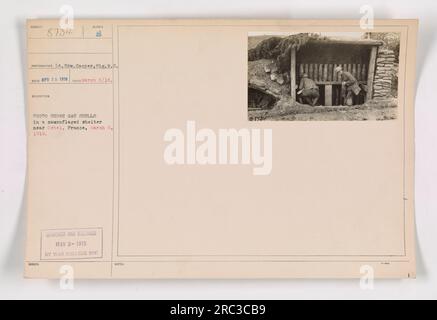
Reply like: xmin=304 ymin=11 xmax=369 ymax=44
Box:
xmin=335 ymin=66 xmax=361 ymax=106
xmin=297 ymin=73 xmax=319 ymax=106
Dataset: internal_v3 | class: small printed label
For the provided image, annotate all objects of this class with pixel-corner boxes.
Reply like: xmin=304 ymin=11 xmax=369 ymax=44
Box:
xmin=41 ymin=228 xmax=103 ymax=260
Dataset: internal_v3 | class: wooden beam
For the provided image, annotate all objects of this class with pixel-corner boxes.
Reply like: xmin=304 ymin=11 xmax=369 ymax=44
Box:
xmin=362 ymin=64 xmax=367 ymax=81
xmin=314 ymin=80 xmax=367 ymax=85
xmin=366 ymin=46 xmax=378 ymax=101
xmin=323 ymin=64 xmax=328 ymax=82
xmin=290 ymin=47 xmax=296 ymax=101
xmin=325 ymin=85 xmax=333 ymax=106
xmin=307 ymin=38 xmax=384 ymax=46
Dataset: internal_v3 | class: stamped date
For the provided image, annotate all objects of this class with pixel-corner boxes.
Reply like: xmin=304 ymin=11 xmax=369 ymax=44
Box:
xmin=41 ymin=228 xmax=103 ymax=260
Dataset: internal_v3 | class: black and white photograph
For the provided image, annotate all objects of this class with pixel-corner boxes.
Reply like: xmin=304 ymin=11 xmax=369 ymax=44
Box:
xmin=248 ymin=32 xmax=401 ymax=121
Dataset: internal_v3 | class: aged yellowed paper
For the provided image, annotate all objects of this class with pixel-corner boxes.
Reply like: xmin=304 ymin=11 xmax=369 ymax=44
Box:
xmin=25 ymin=19 xmax=417 ymax=278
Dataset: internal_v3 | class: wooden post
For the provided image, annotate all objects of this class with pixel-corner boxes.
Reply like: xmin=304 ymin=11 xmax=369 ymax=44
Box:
xmin=366 ymin=46 xmax=378 ymax=101
xmin=325 ymin=85 xmax=333 ymax=106
xmin=362 ymin=64 xmax=367 ymax=81
xmin=328 ymin=64 xmax=333 ymax=81
xmin=290 ymin=47 xmax=296 ymax=101
xmin=335 ymin=65 xmax=340 ymax=81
